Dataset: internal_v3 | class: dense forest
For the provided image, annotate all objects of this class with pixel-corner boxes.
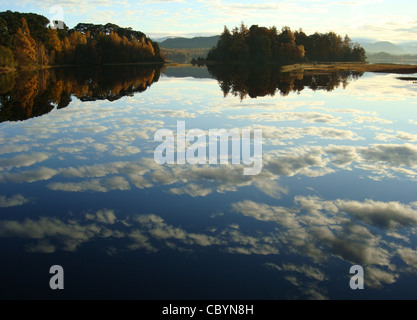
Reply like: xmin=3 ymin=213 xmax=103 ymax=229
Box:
xmin=0 ymin=11 xmax=164 ymax=70
xmin=205 ymin=24 xmax=366 ymax=64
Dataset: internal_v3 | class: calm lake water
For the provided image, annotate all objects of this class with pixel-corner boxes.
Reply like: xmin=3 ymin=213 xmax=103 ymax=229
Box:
xmin=0 ymin=65 xmax=417 ymax=299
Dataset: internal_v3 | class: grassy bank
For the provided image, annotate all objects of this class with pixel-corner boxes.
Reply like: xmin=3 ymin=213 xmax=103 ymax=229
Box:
xmin=281 ymin=62 xmax=417 ymax=74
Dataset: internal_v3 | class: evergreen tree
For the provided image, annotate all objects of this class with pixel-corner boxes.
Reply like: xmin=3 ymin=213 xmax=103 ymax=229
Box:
xmin=206 ymin=23 xmax=366 ymax=64
xmin=0 ymin=45 xmax=15 ymax=68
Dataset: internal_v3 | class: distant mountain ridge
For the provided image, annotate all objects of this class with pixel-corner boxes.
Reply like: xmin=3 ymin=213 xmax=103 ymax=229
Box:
xmin=361 ymin=41 xmax=405 ymax=54
xmin=158 ymin=35 xmax=220 ymax=49
xmin=158 ymin=35 xmax=417 ymax=63
xmin=160 ymin=36 xmax=415 ymax=54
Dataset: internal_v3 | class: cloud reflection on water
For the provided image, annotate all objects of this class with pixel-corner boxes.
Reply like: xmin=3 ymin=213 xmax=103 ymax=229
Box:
xmin=0 ymin=68 xmax=417 ymax=299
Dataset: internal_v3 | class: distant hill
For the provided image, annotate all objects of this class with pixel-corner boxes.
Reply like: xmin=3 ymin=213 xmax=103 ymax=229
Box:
xmin=159 ymin=36 xmax=220 ymax=49
xmin=366 ymin=52 xmax=417 ymax=65
xmin=153 ymin=36 xmax=177 ymax=42
xmin=361 ymin=41 xmax=405 ymax=54
xmin=401 ymin=42 xmax=417 ymax=54
xmin=162 ymin=48 xmax=210 ymax=64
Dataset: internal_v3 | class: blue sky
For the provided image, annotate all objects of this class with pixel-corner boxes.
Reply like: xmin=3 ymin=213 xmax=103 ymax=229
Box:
xmin=0 ymin=0 xmax=416 ymax=42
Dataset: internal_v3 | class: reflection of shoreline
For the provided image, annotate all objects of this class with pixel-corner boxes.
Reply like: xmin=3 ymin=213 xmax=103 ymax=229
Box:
xmin=0 ymin=65 xmax=162 ymax=122
xmin=207 ymin=64 xmax=363 ymax=99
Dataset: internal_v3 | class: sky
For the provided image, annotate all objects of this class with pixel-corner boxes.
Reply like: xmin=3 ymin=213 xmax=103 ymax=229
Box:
xmin=0 ymin=0 xmax=416 ymax=43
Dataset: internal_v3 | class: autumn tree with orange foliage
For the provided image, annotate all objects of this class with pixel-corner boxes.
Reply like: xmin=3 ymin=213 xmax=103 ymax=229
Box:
xmin=0 ymin=11 xmax=165 ymax=69
xmin=13 ymin=18 xmax=37 ymax=67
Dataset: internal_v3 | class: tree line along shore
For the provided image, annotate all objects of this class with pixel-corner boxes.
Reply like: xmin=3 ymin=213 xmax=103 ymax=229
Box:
xmin=0 ymin=11 xmax=164 ymax=72
xmin=1 ymin=12 xmax=417 ymax=75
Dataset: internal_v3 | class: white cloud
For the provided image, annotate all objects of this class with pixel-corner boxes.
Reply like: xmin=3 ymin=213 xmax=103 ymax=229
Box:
xmin=233 ymin=196 xmax=417 ymax=284
xmin=26 ymin=240 xmax=56 ymax=253
xmin=0 ymin=216 xmax=102 ymax=252
xmin=86 ymin=209 xmax=117 ymax=224
xmin=353 ymin=115 xmax=392 ymax=124
xmin=143 ymin=109 xmax=196 ymax=118
xmin=0 ymin=153 xmax=49 ymax=170
xmin=264 ymin=147 xmax=330 ymax=177
xmin=366 ymin=267 xmax=398 ymax=289
xmin=47 ymin=176 xmax=130 ymax=192
xmin=281 ymin=263 xmax=327 ymax=282
xmin=110 ymin=145 xmax=141 ymax=157
xmin=397 ymin=248 xmax=417 ymax=271
xmin=169 ymin=183 xmax=213 ymax=197
xmin=229 ymin=111 xmax=341 ymax=124
xmin=57 ymin=147 xmax=86 ymax=154
xmin=359 ymin=143 xmax=417 ymax=168
xmin=0 ymin=167 xmax=58 ymax=183
xmin=231 ymin=200 xmax=299 ymax=228
xmin=250 ymin=125 xmax=361 ymax=143
xmin=0 ymin=194 xmax=30 ymax=208
xmin=73 ymin=126 xmax=108 ymax=133
xmin=395 ymin=132 xmax=417 ymax=142
xmin=341 ymin=74 xmax=417 ymax=101
xmin=0 ymin=144 xmax=31 ymax=155
xmin=336 ymin=199 xmax=417 ymax=229
xmin=326 ymin=145 xmax=360 ymax=167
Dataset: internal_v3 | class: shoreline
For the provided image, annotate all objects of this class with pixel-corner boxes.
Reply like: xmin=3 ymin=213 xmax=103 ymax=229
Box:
xmin=2 ymin=62 xmax=417 ymax=75
xmin=0 ymin=61 xmax=166 ymax=74
xmin=198 ymin=61 xmax=417 ymax=74
xmin=280 ymin=62 xmax=417 ymax=74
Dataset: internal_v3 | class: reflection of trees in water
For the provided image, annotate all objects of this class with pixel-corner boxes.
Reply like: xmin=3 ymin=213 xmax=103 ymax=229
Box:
xmin=207 ymin=64 xmax=363 ymax=100
xmin=0 ymin=65 xmax=161 ymax=122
